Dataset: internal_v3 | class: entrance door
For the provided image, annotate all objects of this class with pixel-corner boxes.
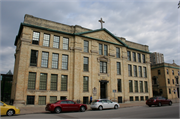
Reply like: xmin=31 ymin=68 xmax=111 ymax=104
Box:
xmin=100 ymin=82 xmax=107 ymax=99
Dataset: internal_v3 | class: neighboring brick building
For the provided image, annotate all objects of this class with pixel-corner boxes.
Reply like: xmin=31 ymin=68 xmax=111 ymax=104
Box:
xmin=151 ymin=62 xmax=180 ymax=99
xmin=150 ymin=52 xmax=164 ymax=65
xmin=11 ymin=14 xmax=153 ymax=106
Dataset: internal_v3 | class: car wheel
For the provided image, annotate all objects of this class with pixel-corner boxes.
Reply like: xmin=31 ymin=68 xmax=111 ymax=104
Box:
xmin=114 ymin=105 xmax=118 ymax=109
xmin=169 ymin=102 xmax=172 ymax=106
xmin=148 ymin=105 xmax=151 ymax=107
xmin=98 ymin=106 xmax=103 ymax=110
xmin=158 ymin=102 xmax=161 ymax=107
xmin=55 ymin=107 xmax=61 ymax=114
xmin=7 ymin=109 xmax=14 ymax=116
xmin=80 ymin=106 xmax=85 ymax=112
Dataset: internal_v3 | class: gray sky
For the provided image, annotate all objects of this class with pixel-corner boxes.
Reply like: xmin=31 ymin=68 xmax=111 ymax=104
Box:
xmin=0 ymin=0 xmax=180 ymax=74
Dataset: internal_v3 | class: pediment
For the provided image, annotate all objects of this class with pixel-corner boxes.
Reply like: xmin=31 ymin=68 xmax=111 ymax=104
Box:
xmin=76 ymin=29 xmax=127 ymax=47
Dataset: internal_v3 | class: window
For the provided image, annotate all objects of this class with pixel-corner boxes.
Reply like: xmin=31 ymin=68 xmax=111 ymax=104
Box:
xmin=134 ymin=65 xmax=137 ymax=77
xmin=83 ymin=57 xmax=89 ymax=71
xmin=83 ymin=76 xmax=89 ymax=92
xmin=127 ymin=51 xmax=131 ymax=61
xmin=62 ymin=55 xmax=68 ymax=70
xmin=61 ymin=75 xmax=67 ymax=91
xmin=84 ymin=40 xmax=89 ymax=52
xmin=142 ymin=54 xmax=145 ymax=63
xmin=139 ymin=66 xmax=142 ymax=77
xmin=145 ymin=81 xmax=148 ymax=92
xmin=117 ymin=79 xmax=122 ymax=92
xmin=178 ymin=71 xmax=180 ymax=76
xmin=28 ymin=72 xmax=36 ymax=90
xmin=41 ymin=52 xmax=49 ymax=68
xmin=51 ymin=74 xmax=57 ymax=91
xmin=100 ymin=61 xmax=107 ymax=73
xmin=117 ymin=62 xmax=121 ymax=75
xmin=63 ymin=37 xmax=69 ymax=50
xmin=50 ymin=96 xmax=57 ymax=103
xmin=116 ymin=47 xmax=120 ymax=58
xmin=174 ymin=89 xmax=176 ymax=94
xmin=140 ymin=96 xmax=144 ymax=101
xmin=135 ymin=96 xmax=139 ymax=101
xmin=128 ymin=64 xmax=132 ymax=76
xmin=138 ymin=53 xmax=141 ymax=63
xmin=129 ymin=80 xmax=133 ymax=92
xmin=104 ymin=45 xmax=108 ymax=56
xmin=134 ymin=81 xmax=138 ymax=92
xmin=167 ymin=69 xmax=169 ymax=74
xmin=132 ymin=52 xmax=136 ymax=62
xmin=27 ymin=96 xmax=35 ymax=105
xmin=145 ymin=96 xmax=148 ymax=100
xmin=130 ymin=96 xmax=133 ymax=101
xmin=172 ymin=70 xmax=174 ymax=75
xmin=143 ymin=67 xmax=147 ymax=78
xmin=158 ymin=70 xmax=161 ymax=75
xmin=43 ymin=34 xmax=50 ymax=47
xmin=32 ymin=32 xmax=40 ymax=45
xmin=40 ymin=73 xmax=47 ymax=90
xmin=153 ymin=77 xmax=157 ymax=84
xmin=30 ymin=50 xmax=38 ymax=66
xmin=172 ymin=79 xmax=174 ymax=84
xmin=53 ymin=36 xmax=60 ymax=48
xmin=99 ymin=44 xmax=103 ymax=55
xmin=52 ymin=53 xmax=59 ymax=69
xmin=83 ymin=97 xmax=89 ymax=104
xmin=176 ymin=77 xmax=179 ymax=84
xmin=38 ymin=96 xmax=46 ymax=105
xmin=168 ymin=79 xmax=170 ymax=84
xmin=60 ymin=96 xmax=67 ymax=100
xmin=140 ymin=81 xmax=143 ymax=92
xmin=169 ymin=89 xmax=171 ymax=94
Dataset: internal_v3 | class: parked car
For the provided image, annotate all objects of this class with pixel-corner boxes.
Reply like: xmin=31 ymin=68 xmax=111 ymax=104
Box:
xmin=146 ymin=96 xmax=172 ymax=107
xmin=0 ymin=101 xmax=20 ymax=116
xmin=45 ymin=100 xmax=87 ymax=113
xmin=90 ymin=99 xmax=120 ymax=110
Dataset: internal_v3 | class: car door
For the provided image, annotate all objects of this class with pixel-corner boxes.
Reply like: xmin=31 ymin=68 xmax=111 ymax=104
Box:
xmin=0 ymin=102 xmax=8 ymax=115
xmin=67 ymin=101 xmax=79 ymax=111
xmin=106 ymin=100 xmax=114 ymax=108
xmin=101 ymin=100 xmax=108 ymax=108
xmin=60 ymin=101 xmax=69 ymax=111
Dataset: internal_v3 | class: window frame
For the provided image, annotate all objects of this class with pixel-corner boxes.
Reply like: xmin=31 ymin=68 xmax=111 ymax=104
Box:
xmin=117 ymin=79 xmax=122 ymax=92
xmin=99 ymin=44 xmax=103 ymax=55
xmin=132 ymin=52 xmax=136 ymax=62
xmin=52 ymin=53 xmax=59 ymax=69
xmin=30 ymin=50 xmax=38 ymax=66
xmin=116 ymin=47 xmax=120 ymax=58
xmin=62 ymin=55 xmax=68 ymax=70
xmin=128 ymin=64 xmax=132 ymax=76
xmin=127 ymin=51 xmax=131 ymax=61
xmin=32 ymin=31 xmax=40 ymax=45
xmin=100 ymin=61 xmax=107 ymax=73
xmin=43 ymin=34 xmax=50 ymax=47
xmin=63 ymin=37 xmax=69 ymax=50
xmin=28 ymin=72 xmax=36 ymax=90
xmin=51 ymin=74 xmax=58 ymax=91
xmin=117 ymin=62 xmax=121 ymax=75
xmin=53 ymin=35 xmax=60 ymax=48
xmin=84 ymin=40 xmax=89 ymax=52
xmin=41 ymin=52 xmax=49 ymax=68
xmin=104 ymin=44 xmax=108 ymax=56
xmin=83 ymin=57 xmax=89 ymax=72
xmin=61 ymin=75 xmax=68 ymax=91
xmin=129 ymin=80 xmax=133 ymax=92
xmin=83 ymin=76 xmax=89 ymax=92
xmin=39 ymin=73 xmax=47 ymax=90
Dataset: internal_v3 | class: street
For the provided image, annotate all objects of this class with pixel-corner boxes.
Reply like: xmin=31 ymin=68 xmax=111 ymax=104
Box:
xmin=1 ymin=103 xmax=179 ymax=119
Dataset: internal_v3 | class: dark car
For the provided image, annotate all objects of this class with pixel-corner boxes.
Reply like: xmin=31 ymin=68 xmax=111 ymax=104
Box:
xmin=45 ymin=100 xmax=87 ymax=113
xmin=146 ymin=96 xmax=172 ymax=107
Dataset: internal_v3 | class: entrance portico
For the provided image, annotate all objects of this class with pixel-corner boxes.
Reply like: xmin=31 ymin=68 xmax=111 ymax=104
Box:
xmin=99 ymin=80 xmax=109 ymax=99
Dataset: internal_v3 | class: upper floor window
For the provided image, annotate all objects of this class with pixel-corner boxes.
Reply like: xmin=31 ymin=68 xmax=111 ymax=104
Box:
xmin=52 ymin=53 xmax=59 ymax=69
xmin=51 ymin=74 xmax=58 ymax=91
xmin=63 ymin=38 xmax=69 ymax=50
xmin=83 ymin=76 xmax=89 ymax=92
xmin=143 ymin=67 xmax=147 ymax=78
xmin=145 ymin=81 xmax=148 ymax=92
xmin=43 ymin=34 xmax=50 ymax=47
xmin=62 ymin=55 xmax=68 ymax=70
xmin=172 ymin=79 xmax=174 ymax=84
xmin=99 ymin=44 xmax=103 ymax=55
xmin=129 ymin=80 xmax=133 ymax=92
xmin=169 ymin=89 xmax=171 ymax=94
xmin=134 ymin=81 xmax=138 ymax=92
xmin=39 ymin=73 xmax=47 ymax=90
xmin=128 ymin=64 xmax=132 ymax=76
xmin=138 ymin=53 xmax=141 ymax=63
xmin=41 ymin=52 xmax=49 ymax=68
xmin=117 ymin=79 xmax=122 ymax=92
xmin=61 ymin=75 xmax=67 ymax=91
xmin=132 ymin=52 xmax=136 ymax=62
xmin=117 ymin=62 xmax=121 ymax=75
xmin=116 ymin=47 xmax=120 ymax=58
xmin=158 ymin=70 xmax=161 ymax=75
xmin=139 ymin=66 xmax=142 ymax=77
xmin=172 ymin=70 xmax=174 ymax=75
xmin=176 ymin=77 xmax=179 ymax=84
xmin=53 ymin=36 xmax=60 ymax=48
xmin=168 ymin=79 xmax=170 ymax=84
xmin=134 ymin=65 xmax=137 ymax=77
xmin=30 ymin=50 xmax=38 ymax=66
xmin=127 ymin=51 xmax=131 ymax=61
xmin=84 ymin=40 xmax=89 ymax=52
xmin=142 ymin=54 xmax=145 ymax=63
xmin=140 ymin=81 xmax=143 ymax=92
xmin=83 ymin=57 xmax=89 ymax=71
xmin=28 ymin=72 xmax=36 ymax=90
xmin=167 ymin=69 xmax=169 ymax=74
xmin=100 ymin=61 xmax=107 ymax=73
xmin=104 ymin=45 xmax=108 ymax=56
xmin=32 ymin=32 xmax=40 ymax=45
xmin=178 ymin=71 xmax=180 ymax=76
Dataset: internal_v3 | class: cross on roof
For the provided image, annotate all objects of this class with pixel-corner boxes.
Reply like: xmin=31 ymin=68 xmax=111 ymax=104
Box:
xmin=98 ymin=18 xmax=105 ymax=29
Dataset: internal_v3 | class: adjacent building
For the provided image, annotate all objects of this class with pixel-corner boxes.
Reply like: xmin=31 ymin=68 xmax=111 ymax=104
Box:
xmin=150 ymin=52 xmax=164 ymax=65
xmin=151 ymin=62 xmax=180 ymax=99
xmin=11 ymin=14 xmax=153 ymax=106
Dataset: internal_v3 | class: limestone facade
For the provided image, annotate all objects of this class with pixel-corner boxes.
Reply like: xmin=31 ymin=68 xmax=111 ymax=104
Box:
xmin=11 ymin=14 xmax=153 ymax=106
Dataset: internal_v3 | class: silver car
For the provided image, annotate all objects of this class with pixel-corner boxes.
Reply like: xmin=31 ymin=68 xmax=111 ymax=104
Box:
xmin=90 ymin=99 xmax=120 ymax=110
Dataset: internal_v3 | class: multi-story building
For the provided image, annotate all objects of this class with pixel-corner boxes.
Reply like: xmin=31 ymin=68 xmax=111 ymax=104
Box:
xmin=150 ymin=52 xmax=164 ymax=65
xmin=151 ymin=62 xmax=180 ymax=99
xmin=11 ymin=14 xmax=153 ymax=106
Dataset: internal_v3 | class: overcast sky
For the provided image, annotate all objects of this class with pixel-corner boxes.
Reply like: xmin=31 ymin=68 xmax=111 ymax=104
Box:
xmin=0 ymin=0 xmax=180 ymax=74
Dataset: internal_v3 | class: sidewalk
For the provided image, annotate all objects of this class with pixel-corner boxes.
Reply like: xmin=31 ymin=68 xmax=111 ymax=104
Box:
xmin=18 ymin=101 xmax=167 ymax=115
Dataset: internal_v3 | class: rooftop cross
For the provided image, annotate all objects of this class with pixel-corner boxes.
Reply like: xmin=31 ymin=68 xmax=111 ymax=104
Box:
xmin=98 ymin=18 xmax=105 ymax=29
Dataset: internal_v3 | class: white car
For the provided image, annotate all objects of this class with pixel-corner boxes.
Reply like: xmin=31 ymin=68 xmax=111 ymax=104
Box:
xmin=90 ymin=99 xmax=120 ymax=110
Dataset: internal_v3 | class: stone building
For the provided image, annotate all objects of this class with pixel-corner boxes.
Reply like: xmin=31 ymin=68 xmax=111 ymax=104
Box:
xmin=11 ymin=14 xmax=153 ymax=106
xmin=151 ymin=62 xmax=180 ymax=99
xmin=150 ymin=52 xmax=164 ymax=65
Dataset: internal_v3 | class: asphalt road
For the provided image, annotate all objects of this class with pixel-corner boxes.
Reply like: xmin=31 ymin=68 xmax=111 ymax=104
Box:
xmin=1 ymin=103 xmax=179 ymax=119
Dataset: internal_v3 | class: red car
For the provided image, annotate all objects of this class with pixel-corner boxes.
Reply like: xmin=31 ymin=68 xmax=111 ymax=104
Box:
xmin=45 ymin=100 xmax=87 ymax=113
xmin=146 ymin=96 xmax=172 ymax=107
